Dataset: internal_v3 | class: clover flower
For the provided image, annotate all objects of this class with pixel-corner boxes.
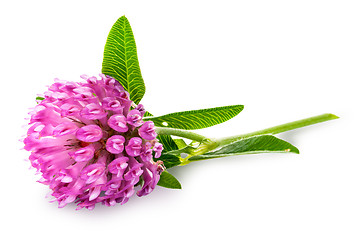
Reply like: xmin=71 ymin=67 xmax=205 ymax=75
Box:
xmin=24 ymin=74 xmax=164 ymax=210
xmin=22 ymin=15 xmax=339 ymax=211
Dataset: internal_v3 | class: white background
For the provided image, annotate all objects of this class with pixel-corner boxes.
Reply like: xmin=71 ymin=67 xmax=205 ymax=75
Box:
xmin=1 ymin=0 xmax=361 ymax=239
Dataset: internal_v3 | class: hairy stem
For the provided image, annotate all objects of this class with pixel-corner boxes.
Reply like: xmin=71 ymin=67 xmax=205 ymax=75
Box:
xmin=155 ymin=127 xmax=209 ymax=142
xmin=216 ymin=113 xmax=339 ymax=147
xmin=155 ymin=113 xmax=339 ymax=164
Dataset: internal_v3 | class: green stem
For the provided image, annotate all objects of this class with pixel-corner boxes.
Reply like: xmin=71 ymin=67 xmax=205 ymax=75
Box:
xmin=217 ymin=113 xmax=339 ymax=146
xmin=155 ymin=113 xmax=338 ymax=166
xmin=155 ymin=127 xmax=214 ymax=165
xmin=155 ymin=127 xmax=209 ymax=143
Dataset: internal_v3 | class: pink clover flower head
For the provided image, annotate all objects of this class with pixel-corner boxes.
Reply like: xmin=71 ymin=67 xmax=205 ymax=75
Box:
xmin=23 ymin=74 xmax=164 ymax=210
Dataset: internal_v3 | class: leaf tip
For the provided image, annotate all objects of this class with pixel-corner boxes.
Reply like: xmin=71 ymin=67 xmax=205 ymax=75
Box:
xmin=328 ymin=113 xmax=339 ymax=120
xmin=289 ymin=148 xmax=300 ymax=154
xmin=157 ymin=171 xmax=182 ymax=189
xmin=236 ymin=104 xmax=244 ymax=112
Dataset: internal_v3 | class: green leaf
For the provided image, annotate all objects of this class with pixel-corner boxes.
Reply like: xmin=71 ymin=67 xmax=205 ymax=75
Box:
xmin=36 ymin=96 xmax=44 ymax=102
xmin=189 ymin=135 xmax=299 ymax=161
xmin=102 ymin=16 xmax=145 ymax=104
xmin=158 ymin=153 xmax=182 ymax=168
xmin=157 ymin=135 xmax=179 ymax=152
xmin=173 ymin=139 xmax=188 ymax=149
xmin=143 ymin=111 xmax=153 ymax=117
xmin=144 ymin=105 xmax=244 ymax=130
xmin=157 ymin=171 xmax=182 ymax=189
